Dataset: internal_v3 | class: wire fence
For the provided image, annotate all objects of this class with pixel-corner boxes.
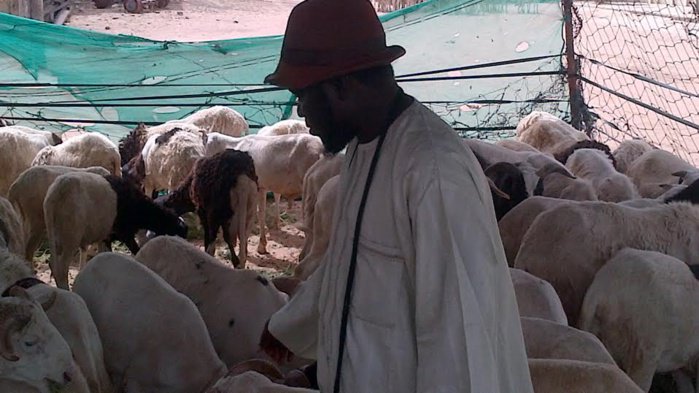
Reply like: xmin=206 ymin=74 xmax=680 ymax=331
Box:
xmin=572 ymin=0 xmax=699 ymax=165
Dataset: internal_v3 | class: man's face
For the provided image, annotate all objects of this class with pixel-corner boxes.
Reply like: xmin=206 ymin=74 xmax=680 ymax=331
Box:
xmin=293 ymin=82 xmax=355 ymax=154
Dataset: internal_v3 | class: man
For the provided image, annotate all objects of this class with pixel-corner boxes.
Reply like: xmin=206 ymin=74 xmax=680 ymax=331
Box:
xmin=259 ymin=0 xmax=534 ymax=392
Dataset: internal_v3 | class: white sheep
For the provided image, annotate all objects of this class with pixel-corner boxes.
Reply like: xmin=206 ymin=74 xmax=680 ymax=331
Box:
xmin=529 ymin=359 xmax=644 ymax=393
xmin=535 ymin=171 xmax=598 ymax=201
xmin=463 ymin=138 xmax=572 ymax=196
xmin=565 ymin=148 xmax=639 ymax=202
xmin=0 ymin=288 xmax=84 ymax=393
xmin=206 ymin=371 xmax=316 ymax=393
xmin=499 ymin=197 xmax=571 ymax=266
xmin=8 ymin=166 xmax=110 ymax=263
xmin=521 ymin=317 xmax=615 ymax=365
xmin=299 ymin=153 xmax=344 ymax=261
xmin=0 ymin=196 xmax=25 ymax=258
xmin=73 ymin=252 xmax=227 ymax=393
xmin=141 ymin=128 xmax=205 ymax=195
xmin=146 ymin=121 xmax=204 ymax=138
xmin=205 ymin=133 xmax=324 ymax=253
xmin=0 ymin=250 xmax=114 ymax=393
xmin=296 ymin=175 xmax=339 ymax=280
xmin=31 ymin=132 xmax=121 ymax=177
xmin=495 ymin=138 xmax=541 ymax=152
xmin=514 ymin=201 xmax=699 ymax=324
xmin=135 ymin=236 xmax=288 ymax=367
xmin=179 ymin=105 xmax=248 ymax=137
xmin=0 ymin=125 xmax=62 ymax=147
xmin=626 ymin=149 xmax=697 ymax=198
xmin=257 ymin=119 xmax=309 ymax=136
xmin=510 ymin=268 xmax=567 ymax=325
xmin=43 ymin=171 xmax=186 ymax=289
xmin=579 ymin=248 xmax=699 ymax=392
xmin=612 ymin=139 xmax=653 ymax=174
xmin=0 ymin=130 xmax=55 ymax=197
xmin=44 ymin=172 xmax=116 ymax=289
xmin=516 ymin=111 xmax=589 ymax=155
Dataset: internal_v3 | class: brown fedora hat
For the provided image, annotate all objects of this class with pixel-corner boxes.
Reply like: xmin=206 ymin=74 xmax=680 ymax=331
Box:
xmin=264 ymin=0 xmax=406 ymax=90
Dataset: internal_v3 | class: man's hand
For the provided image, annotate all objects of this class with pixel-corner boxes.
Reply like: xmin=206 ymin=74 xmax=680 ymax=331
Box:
xmin=259 ymin=320 xmax=295 ymax=364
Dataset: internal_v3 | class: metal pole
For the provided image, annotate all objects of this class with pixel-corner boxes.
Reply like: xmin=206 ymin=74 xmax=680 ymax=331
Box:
xmin=563 ymin=0 xmax=582 ymax=131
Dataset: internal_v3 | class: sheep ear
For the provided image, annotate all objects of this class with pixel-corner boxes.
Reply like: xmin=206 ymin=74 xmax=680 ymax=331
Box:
xmin=486 ymin=178 xmax=510 ymax=200
xmin=7 ymin=286 xmax=32 ymax=302
xmin=50 ymin=133 xmax=63 ymax=145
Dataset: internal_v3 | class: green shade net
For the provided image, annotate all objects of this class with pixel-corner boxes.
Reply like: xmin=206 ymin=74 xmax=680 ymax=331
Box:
xmin=0 ymin=0 xmax=566 ymax=142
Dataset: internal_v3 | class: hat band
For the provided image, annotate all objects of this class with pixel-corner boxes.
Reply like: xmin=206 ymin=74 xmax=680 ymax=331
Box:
xmin=281 ymin=36 xmax=390 ymax=66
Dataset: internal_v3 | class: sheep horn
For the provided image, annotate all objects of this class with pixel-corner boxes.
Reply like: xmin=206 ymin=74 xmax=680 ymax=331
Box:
xmin=0 ymin=308 xmax=31 ymax=362
xmin=486 ymin=178 xmax=510 ymax=200
xmin=7 ymin=286 xmax=32 ymax=302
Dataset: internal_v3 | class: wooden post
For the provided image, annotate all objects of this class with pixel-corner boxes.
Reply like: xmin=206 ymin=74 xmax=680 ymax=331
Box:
xmin=563 ymin=0 xmax=582 ymax=131
xmin=29 ymin=0 xmax=44 ymax=21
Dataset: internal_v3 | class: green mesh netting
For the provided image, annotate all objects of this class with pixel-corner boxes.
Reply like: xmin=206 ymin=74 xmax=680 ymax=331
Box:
xmin=0 ymin=0 xmax=566 ymax=142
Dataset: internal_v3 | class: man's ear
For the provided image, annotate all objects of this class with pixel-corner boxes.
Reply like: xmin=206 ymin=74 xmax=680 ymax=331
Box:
xmin=321 ymin=76 xmax=354 ymax=103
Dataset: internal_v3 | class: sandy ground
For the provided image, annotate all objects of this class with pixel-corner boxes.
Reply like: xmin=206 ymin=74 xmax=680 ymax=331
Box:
xmin=65 ymin=0 xmax=303 ymax=41
xmin=34 ymin=199 xmax=306 ymax=286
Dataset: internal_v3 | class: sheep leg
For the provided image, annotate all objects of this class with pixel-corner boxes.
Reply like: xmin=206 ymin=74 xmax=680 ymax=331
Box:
xmin=50 ymin=250 xmax=71 ymax=290
xmin=202 ymin=214 xmax=218 ymax=257
xmin=78 ymin=247 xmax=88 ymax=270
xmin=257 ymin=190 xmax=268 ymax=254
xmin=99 ymin=240 xmax=111 ymax=253
xmin=24 ymin=234 xmax=42 ymax=265
xmin=122 ymin=237 xmax=140 ymax=255
xmin=287 ymin=195 xmax=293 ymax=210
xmin=626 ymin=356 xmax=659 ymax=392
xmin=103 ymin=240 xmax=113 ymax=253
xmin=672 ymin=370 xmax=694 ymax=393
xmin=221 ymin=222 xmax=241 ymax=268
xmin=272 ymin=192 xmax=282 ymax=230
xmin=237 ymin=192 xmax=251 ymax=266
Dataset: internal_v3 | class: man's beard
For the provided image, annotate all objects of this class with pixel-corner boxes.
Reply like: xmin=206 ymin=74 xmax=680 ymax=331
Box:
xmin=319 ymin=125 xmax=355 ymax=154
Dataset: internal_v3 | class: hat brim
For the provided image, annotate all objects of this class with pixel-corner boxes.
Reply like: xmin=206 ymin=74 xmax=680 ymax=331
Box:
xmin=264 ymin=45 xmax=406 ymax=91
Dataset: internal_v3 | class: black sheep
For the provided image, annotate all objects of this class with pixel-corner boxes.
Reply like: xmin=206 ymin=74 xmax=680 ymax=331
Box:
xmin=484 ymin=162 xmax=528 ymax=221
xmin=104 ymin=175 xmax=188 ymax=254
xmin=156 ymin=149 xmax=257 ymax=267
xmin=665 ymin=178 xmax=699 ymax=205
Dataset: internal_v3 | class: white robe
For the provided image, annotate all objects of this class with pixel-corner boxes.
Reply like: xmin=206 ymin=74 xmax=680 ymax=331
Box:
xmin=269 ymin=101 xmax=533 ymax=393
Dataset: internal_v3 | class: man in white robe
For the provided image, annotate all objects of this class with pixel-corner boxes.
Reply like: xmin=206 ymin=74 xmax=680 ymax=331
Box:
xmin=259 ymin=1 xmax=534 ymax=392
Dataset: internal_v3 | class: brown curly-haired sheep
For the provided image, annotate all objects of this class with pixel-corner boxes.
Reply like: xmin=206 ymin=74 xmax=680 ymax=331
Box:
xmin=156 ymin=149 xmax=258 ymax=267
xmin=555 ymin=140 xmax=617 ymax=169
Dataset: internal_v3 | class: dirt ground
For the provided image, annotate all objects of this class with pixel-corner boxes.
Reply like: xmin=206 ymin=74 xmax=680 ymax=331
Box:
xmin=65 ymin=0 xmax=303 ymax=41
xmin=34 ymin=198 xmax=306 ymax=286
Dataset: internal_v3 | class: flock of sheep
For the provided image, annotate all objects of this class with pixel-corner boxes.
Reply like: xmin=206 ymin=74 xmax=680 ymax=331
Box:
xmin=0 ymin=106 xmax=698 ymax=393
